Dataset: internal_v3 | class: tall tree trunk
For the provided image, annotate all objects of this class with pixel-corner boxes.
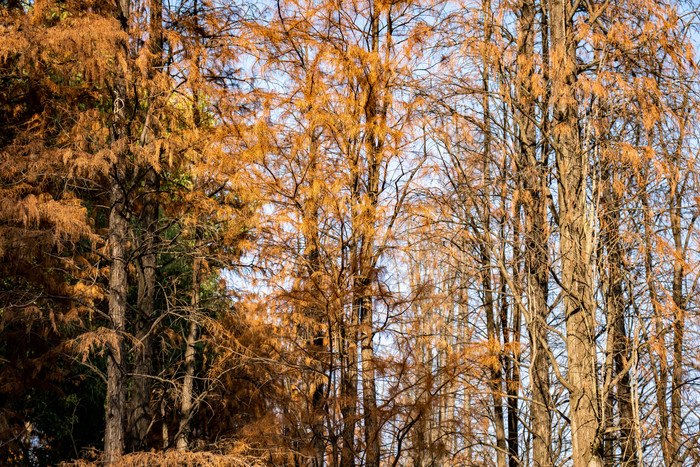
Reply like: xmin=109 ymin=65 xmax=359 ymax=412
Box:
xmin=176 ymin=248 xmax=201 ymax=451
xmin=127 ymin=0 xmax=162 ymax=451
xmin=306 ymin=131 xmax=326 ymax=467
xmin=641 ymin=162 xmax=671 ymax=467
xmin=507 ymin=209 xmax=521 ymax=467
xmin=601 ymin=164 xmax=636 ymax=466
xmin=341 ymin=132 xmax=361 ymax=467
xmin=479 ymin=2 xmax=506 ymax=464
xmin=358 ymin=159 xmax=379 ymax=467
xmin=481 ymin=244 xmax=507 ymax=467
xmin=669 ymin=147 xmax=684 ymax=467
xmin=357 ymin=3 xmax=385 ymax=465
xmin=105 ymin=1 xmax=130 ymax=464
xmin=550 ymin=0 xmax=602 ymax=465
xmin=340 ymin=304 xmax=358 ymax=467
xmin=105 ymin=163 xmax=128 ymax=465
xmin=127 ymin=167 xmax=159 ymax=452
xmin=517 ymin=0 xmax=552 ymax=465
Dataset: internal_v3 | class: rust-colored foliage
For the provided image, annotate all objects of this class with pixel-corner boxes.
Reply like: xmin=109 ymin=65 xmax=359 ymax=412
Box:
xmin=2 ymin=0 xmax=700 ymax=465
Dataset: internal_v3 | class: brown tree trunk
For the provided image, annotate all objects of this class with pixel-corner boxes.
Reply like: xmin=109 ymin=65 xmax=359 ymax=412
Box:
xmin=341 ymin=130 xmax=362 ymax=467
xmin=601 ymin=165 xmax=636 ymax=467
xmin=669 ymin=148 xmax=684 ymax=467
xmin=340 ymin=306 xmax=358 ymax=467
xmin=127 ymin=0 xmax=162 ymax=451
xmin=482 ymin=244 xmax=507 ymax=467
xmin=310 ymin=327 xmax=326 ymax=467
xmin=507 ymin=211 xmax=521 ymax=467
xmin=105 ymin=166 xmax=128 ymax=465
xmin=517 ymin=0 xmax=553 ymax=465
xmin=127 ymin=167 xmax=159 ymax=452
xmin=479 ymin=2 xmax=506 ymax=464
xmin=641 ymin=163 xmax=671 ymax=467
xmin=359 ymin=280 xmax=379 ymax=467
xmin=306 ymin=133 xmax=326 ymax=467
xmin=550 ymin=0 xmax=602 ymax=465
xmin=176 ymin=251 xmax=201 ymax=451
xmin=105 ymin=1 xmax=131 ymax=464
xmin=357 ymin=4 xmax=384 ymax=466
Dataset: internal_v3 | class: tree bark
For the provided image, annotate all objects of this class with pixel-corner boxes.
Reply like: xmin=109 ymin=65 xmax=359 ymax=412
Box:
xmin=306 ymin=128 xmax=326 ymax=467
xmin=478 ymin=2 xmax=507 ymax=464
xmin=105 ymin=165 xmax=128 ymax=465
xmin=357 ymin=3 xmax=384 ymax=466
xmin=517 ymin=0 xmax=553 ymax=465
xmin=339 ymin=305 xmax=358 ymax=467
xmin=127 ymin=167 xmax=159 ymax=452
xmin=127 ymin=0 xmax=162 ymax=451
xmin=669 ymin=144 xmax=684 ymax=467
xmin=105 ymin=1 xmax=131 ymax=464
xmin=601 ymin=164 xmax=636 ymax=466
xmin=641 ymin=162 xmax=671 ymax=467
xmin=176 ymin=249 xmax=201 ymax=451
xmin=550 ymin=0 xmax=602 ymax=465
xmin=507 ymin=211 xmax=522 ymax=467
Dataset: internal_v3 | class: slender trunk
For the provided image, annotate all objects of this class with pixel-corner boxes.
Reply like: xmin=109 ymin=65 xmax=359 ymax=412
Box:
xmin=601 ymin=165 xmax=636 ymax=466
xmin=105 ymin=2 xmax=130 ymax=464
xmin=176 ymin=248 xmax=201 ymax=451
xmin=669 ymin=151 xmax=684 ymax=467
xmin=127 ymin=167 xmax=159 ymax=452
xmin=550 ymin=0 xmax=602 ymax=465
xmin=307 ymin=134 xmax=326 ymax=467
xmin=359 ymin=193 xmax=379 ymax=467
xmin=340 ymin=304 xmax=358 ymax=467
xmin=615 ymin=310 xmax=635 ymax=466
xmin=309 ymin=306 xmax=326 ymax=467
xmin=600 ymin=164 xmax=615 ymax=467
xmin=482 ymin=244 xmax=507 ymax=467
xmin=479 ymin=2 xmax=506 ymax=464
xmin=440 ymin=298 xmax=456 ymax=465
xmin=611 ymin=178 xmax=635 ymax=466
xmin=105 ymin=167 xmax=128 ymax=464
xmin=341 ymin=138 xmax=361 ymax=467
xmin=127 ymin=0 xmax=162 ymax=451
xmin=517 ymin=0 xmax=553 ymax=465
xmin=161 ymin=396 xmax=169 ymax=450
xmin=358 ymin=4 xmax=384 ymax=465
xmin=507 ymin=209 xmax=521 ymax=467
xmin=641 ymin=163 xmax=671 ymax=467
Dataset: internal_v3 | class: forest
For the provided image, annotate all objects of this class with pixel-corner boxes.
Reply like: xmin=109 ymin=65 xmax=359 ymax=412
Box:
xmin=1 ymin=0 xmax=699 ymax=466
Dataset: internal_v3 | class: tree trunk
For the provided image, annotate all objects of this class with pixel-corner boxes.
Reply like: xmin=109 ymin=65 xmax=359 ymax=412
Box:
xmin=478 ymin=2 xmax=507 ymax=464
xmin=517 ymin=0 xmax=553 ymax=464
xmin=550 ymin=0 xmax=602 ymax=465
xmin=507 ymin=213 xmax=521 ymax=467
xmin=126 ymin=0 xmax=162 ymax=451
xmin=357 ymin=3 xmax=384 ymax=465
xmin=105 ymin=166 xmax=128 ymax=465
xmin=340 ymin=306 xmax=358 ymax=467
xmin=306 ymin=135 xmax=326 ymax=467
xmin=601 ymin=164 xmax=636 ymax=466
xmin=641 ymin=162 xmax=671 ymax=467
xmin=105 ymin=1 xmax=131 ymax=464
xmin=127 ymin=167 xmax=159 ymax=452
xmin=358 ymin=196 xmax=379 ymax=467
xmin=176 ymin=250 xmax=201 ymax=451
xmin=669 ymin=147 xmax=684 ymax=467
